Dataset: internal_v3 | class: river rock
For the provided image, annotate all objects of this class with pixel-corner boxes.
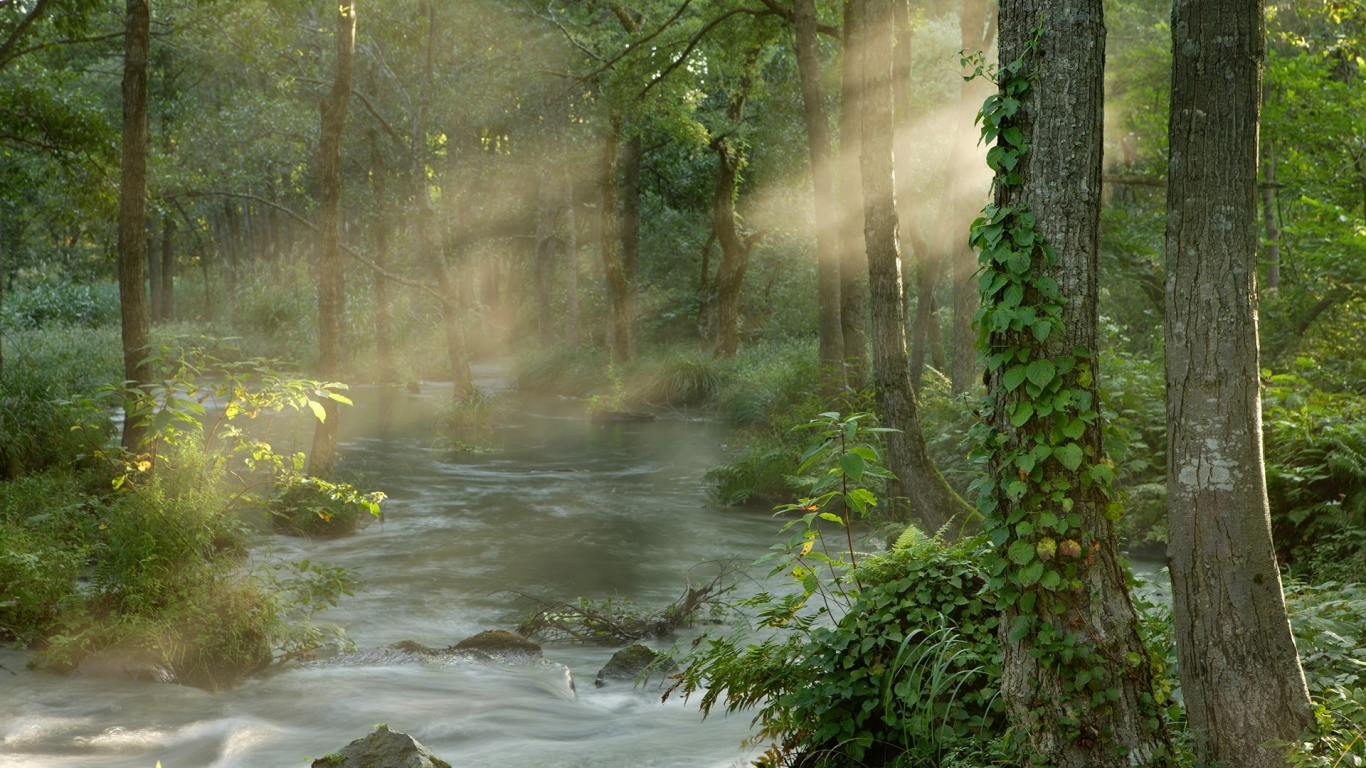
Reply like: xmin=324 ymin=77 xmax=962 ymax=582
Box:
xmin=452 ymin=630 xmax=541 ymax=658
xmin=311 ymin=724 xmax=450 ymax=768
xmin=594 ymin=644 xmax=677 ymax=688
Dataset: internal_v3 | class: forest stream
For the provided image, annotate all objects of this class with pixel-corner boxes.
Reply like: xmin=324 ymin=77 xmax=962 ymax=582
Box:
xmin=0 ymin=364 xmax=781 ymax=768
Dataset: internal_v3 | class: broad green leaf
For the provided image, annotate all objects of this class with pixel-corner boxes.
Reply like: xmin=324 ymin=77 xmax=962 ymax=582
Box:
xmin=307 ymin=399 xmax=327 ymax=423
xmin=1055 ymin=443 xmax=1083 ymax=471
xmin=1008 ymin=538 xmax=1036 ymax=565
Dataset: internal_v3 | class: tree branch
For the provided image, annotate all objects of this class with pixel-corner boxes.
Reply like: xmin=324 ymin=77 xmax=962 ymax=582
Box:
xmin=0 ymin=0 xmax=52 ymax=69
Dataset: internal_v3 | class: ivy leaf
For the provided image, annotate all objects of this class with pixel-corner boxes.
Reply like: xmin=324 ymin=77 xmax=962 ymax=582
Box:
xmin=1008 ymin=538 xmax=1036 ymax=565
xmin=1010 ymin=401 xmax=1035 ymax=427
xmin=1041 ymin=570 xmax=1062 ymax=590
xmin=1031 ymin=319 xmax=1052 ymax=343
xmin=1003 ymin=365 xmax=1027 ymax=391
xmin=1003 ymin=126 xmax=1024 ymax=147
xmin=1062 ymin=418 xmax=1086 ymax=440
xmin=1026 ymin=359 xmax=1057 ymax=388
xmin=1008 ymin=614 xmax=1031 ymax=642
xmin=1055 ymin=443 xmax=1084 ymax=471
xmin=1021 ymin=560 xmax=1045 ymax=584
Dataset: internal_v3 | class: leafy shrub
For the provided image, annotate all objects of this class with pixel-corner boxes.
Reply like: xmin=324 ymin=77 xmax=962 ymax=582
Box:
xmin=705 ymin=438 xmax=796 ymax=506
xmin=434 ymin=387 xmax=509 ymax=430
xmin=2 ymin=282 xmax=119 ymax=330
xmin=630 ymin=352 xmax=722 ymax=406
xmin=513 ymin=347 xmax=608 ymax=396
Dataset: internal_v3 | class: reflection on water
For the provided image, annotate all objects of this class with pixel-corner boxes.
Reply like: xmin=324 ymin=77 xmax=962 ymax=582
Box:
xmin=0 ymin=370 xmax=779 ymax=768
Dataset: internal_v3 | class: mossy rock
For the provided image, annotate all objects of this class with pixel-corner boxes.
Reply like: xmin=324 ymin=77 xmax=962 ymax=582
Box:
xmin=310 ymin=724 xmax=451 ymax=768
xmin=594 ymin=643 xmax=676 ymax=688
xmin=452 ymin=630 xmax=541 ymax=657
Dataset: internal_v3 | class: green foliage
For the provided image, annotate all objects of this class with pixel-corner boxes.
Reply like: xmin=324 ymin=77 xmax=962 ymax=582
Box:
xmin=434 ymin=387 xmax=509 ymax=430
xmin=1 ymin=282 xmax=120 ymax=330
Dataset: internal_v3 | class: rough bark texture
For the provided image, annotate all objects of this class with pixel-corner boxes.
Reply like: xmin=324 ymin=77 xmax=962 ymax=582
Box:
xmin=117 ymin=0 xmax=152 ymax=451
xmin=307 ymin=0 xmax=355 ymax=481
xmin=600 ymin=119 xmax=632 ymax=363
xmin=860 ymin=0 xmax=975 ymax=534
xmin=952 ymin=0 xmax=993 ymax=395
xmin=413 ymin=4 xmax=472 ymax=399
xmin=367 ymin=121 xmax=394 ymax=383
xmin=711 ymin=134 xmax=747 ymax=360
xmin=838 ymin=0 xmax=868 ymax=384
xmin=892 ymin=0 xmax=932 ymax=393
xmin=794 ymin=0 xmax=845 ymax=391
xmin=992 ymin=3 xmax=1170 ymax=765
xmin=1165 ymin=1 xmax=1315 ymax=764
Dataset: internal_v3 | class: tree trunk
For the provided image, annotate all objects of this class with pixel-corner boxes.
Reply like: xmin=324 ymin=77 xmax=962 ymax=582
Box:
xmin=987 ymin=3 xmax=1171 ymax=764
xmin=117 ymin=0 xmax=152 ymax=452
xmin=621 ymin=133 xmax=642 ymax=333
xmin=600 ymin=119 xmax=632 ymax=363
xmin=712 ymin=135 xmax=748 ymax=359
xmin=367 ymin=119 xmax=394 ymax=383
xmin=160 ymin=212 xmax=174 ymax=321
xmin=413 ymin=3 xmax=472 ymax=399
xmin=564 ymin=168 xmax=580 ymax=348
xmin=1261 ymin=142 xmax=1280 ymax=292
xmin=839 ymin=0 xmax=868 ymax=384
xmin=1165 ymin=2 xmax=1315 ymax=764
xmin=306 ymin=0 xmax=355 ymax=481
xmin=148 ymin=223 xmax=162 ymax=322
xmin=794 ymin=0 xmax=845 ymax=392
xmin=952 ymin=0 xmax=993 ymax=395
xmin=534 ymin=85 xmax=563 ymax=349
xmin=861 ymin=0 xmax=975 ymax=534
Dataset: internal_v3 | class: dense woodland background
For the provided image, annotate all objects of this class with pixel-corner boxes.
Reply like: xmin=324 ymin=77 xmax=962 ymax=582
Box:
xmin=3 ymin=1 xmax=1366 ymax=767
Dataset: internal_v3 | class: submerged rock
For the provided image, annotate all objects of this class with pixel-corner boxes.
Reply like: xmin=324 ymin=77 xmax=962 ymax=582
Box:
xmin=595 ymin=644 xmax=677 ymax=689
xmin=452 ymin=630 xmax=541 ymax=658
xmin=311 ymin=724 xmax=450 ymax=768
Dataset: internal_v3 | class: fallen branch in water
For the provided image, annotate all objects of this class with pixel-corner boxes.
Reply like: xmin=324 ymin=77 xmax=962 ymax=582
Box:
xmin=511 ymin=561 xmax=739 ymax=645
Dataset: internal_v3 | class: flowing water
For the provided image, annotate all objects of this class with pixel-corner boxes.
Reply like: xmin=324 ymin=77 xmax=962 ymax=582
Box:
xmin=0 ymin=365 xmax=782 ymax=768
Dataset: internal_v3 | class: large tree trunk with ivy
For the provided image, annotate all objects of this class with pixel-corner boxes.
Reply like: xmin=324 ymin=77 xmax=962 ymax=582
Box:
xmin=307 ymin=0 xmax=355 ymax=481
xmin=980 ymin=3 xmax=1171 ymax=764
xmin=794 ymin=0 xmax=844 ymax=392
xmin=1164 ymin=2 xmax=1314 ymax=764
xmin=117 ymin=0 xmax=152 ymax=451
xmin=413 ymin=3 xmax=472 ymax=398
xmin=838 ymin=0 xmax=868 ymax=384
xmin=860 ymin=0 xmax=975 ymax=534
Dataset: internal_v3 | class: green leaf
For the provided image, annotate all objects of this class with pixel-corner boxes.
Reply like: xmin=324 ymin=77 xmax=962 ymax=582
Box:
xmin=307 ymin=399 xmax=327 ymax=423
xmin=1026 ymin=359 xmax=1057 ymax=388
xmin=1010 ymin=401 xmax=1035 ymax=427
xmin=1004 ymin=365 xmax=1027 ymax=391
xmin=1041 ymin=570 xmax=1062 ymax=590
xmin=839 ymin=452 xmax=866 ymax=482
xmin=1031 ymin=319 xmax=1052 ymax=343
xmin=1008 ymin=538 xmax=1036 ymax=565
xmin=1055 ymin=443 xmax=1083 ymax=471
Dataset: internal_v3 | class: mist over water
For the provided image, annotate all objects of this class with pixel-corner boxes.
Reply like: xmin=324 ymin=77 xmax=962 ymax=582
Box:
xmin=0 ymin=368 xmax=781 ymax=768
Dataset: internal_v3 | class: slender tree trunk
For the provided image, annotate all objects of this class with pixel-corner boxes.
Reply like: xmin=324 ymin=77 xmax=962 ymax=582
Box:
xmin=160 ymin=212 xmax=174 ymax=320
xmin=839 ymin=0 xmax=868 ymax=384
xmin=367 ymin=121 xmax=394 ymax=383
xmin=600 ymin=119 xmax=632 ymax=363
xmin=307 ymin=0 xmax=355 ymax=481
xmin=117 ymin=0 xmax=152 ymax=451
xmin=621 ymin=133 xmax=642 ymax=334
xmin=711 ymin=135 xmax=748 ymax=359
xmin=861 ymin=0 xmax=975 ymax=533
xmin=988 ymin=3 xmax=1171 ymax=764
xmin=952 ymin=0 xmax=992 ymax=395
xmin=1165 ymin=2 xmax=1314 ymax=764
xmin=413 ymin=3 xmax=472 ymax=399
xmin=564 ymin=168 xmax=580 ymax=348
xmin=1261 ymin=142 xmax=1280 ymax=292
xmin=534 ymin=85 xmax=563 ymax=349
xmin=148 ymin=224 xmax=162 ymax=322
xmin=794 ymin=0 xmax=845 ymax=392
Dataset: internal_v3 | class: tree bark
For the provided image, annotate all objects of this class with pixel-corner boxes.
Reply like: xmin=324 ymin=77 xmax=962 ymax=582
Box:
xmin=367 ymin=115 xmax=394 ymax=383
xmin=534 ymin=85 xmax=563 ymax=349
xmin=712 ymin=134 xmax=748 ymax=359
xmin=307 ymin=0 xmax=355 ymax=481
xmin=860 ymin=0 xmax=975 ymax=534
xmin=1165 ymin=2 xmax=1315 ymax=764
xmin=117 ymin=0 xmax=152 ymax=452
xmin=621 ymin=132 xmax=642 ymax=332
xmin=413 ymin=3 xmax=472 ymax=399
xmin=794 ymin=0 xmax=845 ymax=392
xmin=564 ymin=168 xmax=580 ymax=349
xmin=1261 ymin=142 xmax=1280 ymax=292
xmin=160 ymin=211 xmax=174 ymax=321
xmin=600 ymin=118 xmax=632 ymax=363
xmin=839 ymin=0 xmax=868 ymax=384
xmin=990 ymin=3 xmax=1171 ymax=764
xmin=952 ymin=0 xmax=993 ymax=395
